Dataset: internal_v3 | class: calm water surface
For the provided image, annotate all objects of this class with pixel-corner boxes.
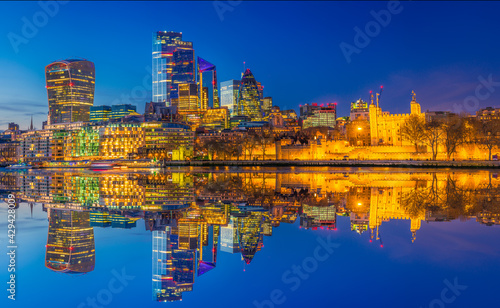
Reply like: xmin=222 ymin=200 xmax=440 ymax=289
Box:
xmin=1 ymin=167 xmax=499 ymax=308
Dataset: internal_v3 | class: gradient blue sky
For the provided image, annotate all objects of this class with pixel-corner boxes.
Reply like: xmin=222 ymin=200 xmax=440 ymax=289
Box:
xmin=1 ymin=1 xmax=500 ymax=129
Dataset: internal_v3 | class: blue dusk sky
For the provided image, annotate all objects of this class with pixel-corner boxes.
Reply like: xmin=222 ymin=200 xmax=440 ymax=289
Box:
xmin=1 ymin=1 xmax=500 ymax=129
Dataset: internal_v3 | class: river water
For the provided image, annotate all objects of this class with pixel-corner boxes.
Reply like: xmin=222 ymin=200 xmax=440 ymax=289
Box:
xmin=1 ymin=167 xmax=499 ymax=307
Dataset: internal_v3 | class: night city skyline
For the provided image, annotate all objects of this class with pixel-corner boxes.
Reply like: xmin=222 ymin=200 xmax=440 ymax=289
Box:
xmin=2 ymin=1 xmax=500 ymax=129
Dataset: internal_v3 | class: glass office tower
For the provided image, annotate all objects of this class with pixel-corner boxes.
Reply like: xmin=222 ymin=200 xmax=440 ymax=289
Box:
xmin=197 ymin=57 xmax=219 ymax=109
xmin=45 ymin=59 xmax=95 ymax=124
xmin=237 ymin=69 xmax=263 ymax=121
xmin=152 ymin=31 xmax=195 ymax=106
xmin=220 ymin=80 xmax=239 ymax=116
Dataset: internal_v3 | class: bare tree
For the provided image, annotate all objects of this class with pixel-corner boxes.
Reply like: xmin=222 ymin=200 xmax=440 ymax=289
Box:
xmin=423 ymin=120 xmax=445 ymax=160
xmin=399 ymin=114 xmax=426 ymax=153
xmin=442 ymin=116 xmax=466 ymax=160
xmin=475 ymin=120 xmax=500 ymax=160
xmin=242 ymin=134 xmax=257 ymax=160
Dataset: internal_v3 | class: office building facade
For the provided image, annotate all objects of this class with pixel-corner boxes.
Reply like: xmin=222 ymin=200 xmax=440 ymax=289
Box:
xmin=45 ymin=59 xmax=95 ymax=124
xmin=220 ymin=80 xmax=239 ymax=116
xmin=152 ymin=31 xmax=195 ymax=105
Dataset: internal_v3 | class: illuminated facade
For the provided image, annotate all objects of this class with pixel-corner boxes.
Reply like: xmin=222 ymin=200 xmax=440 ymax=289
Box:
xmin=152 ymin=31 xmax=194 ymax=105
xmin=45 ymin=208 xmax=95 ymax=274
xmin=201 ymin=108 xmax=229 ymax=130
xmin=19 ymin=130 xmax=53 ymax=162
xmin=350 ymin=99 xmax=369 ymax=120
xmin=198 ymin=57 xmax=219 ymax=109
xmin=302 ymin=103 xmax=337 ymax=129
xmin=64 ymin=126 xmax=100 ymax=159
xmin=45 ymin=59 xmax=95 ymax=124
xmin=141 ymin=122 xmax=194 ymax=161
xmin=237 ymin=69 xmax=263 ymax=121
xmin=170 ymin=83 xmax=198 ymax=110
xmin=89 ymin=105 xmax=111 ymax=122
xmin=99 ymin=123 xmax=145 ymax=159
xmin=476 ymin=107 xmax=500 ymax=121
xmin=220 ymin=79 xmax=239 ymax=116
xmin=110 ymin=104 xmax=138 ymax=119
xmin=263 ymin=97 xmax=273 ymax=114
xmin=369 ymin=91 xmax=423 ymax=146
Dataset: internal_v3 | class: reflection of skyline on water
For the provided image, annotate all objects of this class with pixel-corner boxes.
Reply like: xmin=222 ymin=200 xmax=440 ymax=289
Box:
xmin=1 ymin=169 xmax=500 ymax=302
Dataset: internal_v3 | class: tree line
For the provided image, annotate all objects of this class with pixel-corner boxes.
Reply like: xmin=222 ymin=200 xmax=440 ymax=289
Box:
xmin=399 ymin=114 xmax=500 ymax=160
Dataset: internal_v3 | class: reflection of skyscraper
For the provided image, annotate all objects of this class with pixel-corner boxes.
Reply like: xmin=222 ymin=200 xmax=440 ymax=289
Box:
xmin=220 ymin=217 xmax=239 ymax=253
xmin=237 ymin=213 xmax=263 ymax=264
xmin=198 ymin=224 xmax=217 ymax=276
xmin=45 ymin=59 xmax=95 ymax=124
xmin=152 ymin=31 xmax=194 ymax=105
xmin=237 ymin=69 xmax=263 ymax=121
xmin=45 ymin=208 xmax=95 ymax=274
xmin=152 ymin=226 xmax=195 ymax=302
xmin=220 ymin=80 xmax=239 ymax=116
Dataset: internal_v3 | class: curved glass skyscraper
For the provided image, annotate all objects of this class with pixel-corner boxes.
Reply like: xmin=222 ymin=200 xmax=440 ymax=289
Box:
xmin=237 ymin=69 xmax=263 ymax=121
xmin=45 ymin=59 xmax=95 ymax=124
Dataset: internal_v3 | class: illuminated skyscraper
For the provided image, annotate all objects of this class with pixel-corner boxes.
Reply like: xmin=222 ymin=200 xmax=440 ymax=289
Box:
xmin=237 ymin=69 xmax=263 ymax=121
xmin=220 ymin=80 xmax=239 ymax=116
xmin=45 ymin=59 xmax=95 ymax=124
xmin=152 ymin=31 xmax=195 ymax=105
xmin=170 ymin=83 xmax=198 ymax=110
xmin=263 ymin=97 xmax=273 ymax=114
xmin=197 ymin=57 xmax=219 ymax=109
xmin=45 ymin=208 xmax=95 ymax=274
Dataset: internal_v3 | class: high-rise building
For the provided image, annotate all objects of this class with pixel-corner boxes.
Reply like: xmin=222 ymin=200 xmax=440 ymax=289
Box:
xmin=170 ymin=83 xmax=198 ymax=111
xmin=220 ymin=80 xmax=239 ymax=116
xmin=197 ymin=57 xmax=219 ymax=109
xmin=263 ymin=97 xmax=273 ymax=114
xmin=45 ymin=59 xmax=95 ymax=124
xmin=152 ymin=31 xmax=195 ymax=106
xmin=90 ymin=105 xmax=112 ymax=122
xmin=237 ymin=69 xmax=263 ymax=121
xmin=110 ymin=104 xmax=137 ymax=119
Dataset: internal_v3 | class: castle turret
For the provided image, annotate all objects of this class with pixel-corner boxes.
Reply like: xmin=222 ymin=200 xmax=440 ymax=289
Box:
xmin=410 ymin=90 xmax=421 ymax=115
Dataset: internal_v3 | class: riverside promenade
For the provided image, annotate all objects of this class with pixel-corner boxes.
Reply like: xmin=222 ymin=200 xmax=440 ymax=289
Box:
xmin=162 ymin=160 xmax=500 ymax=169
